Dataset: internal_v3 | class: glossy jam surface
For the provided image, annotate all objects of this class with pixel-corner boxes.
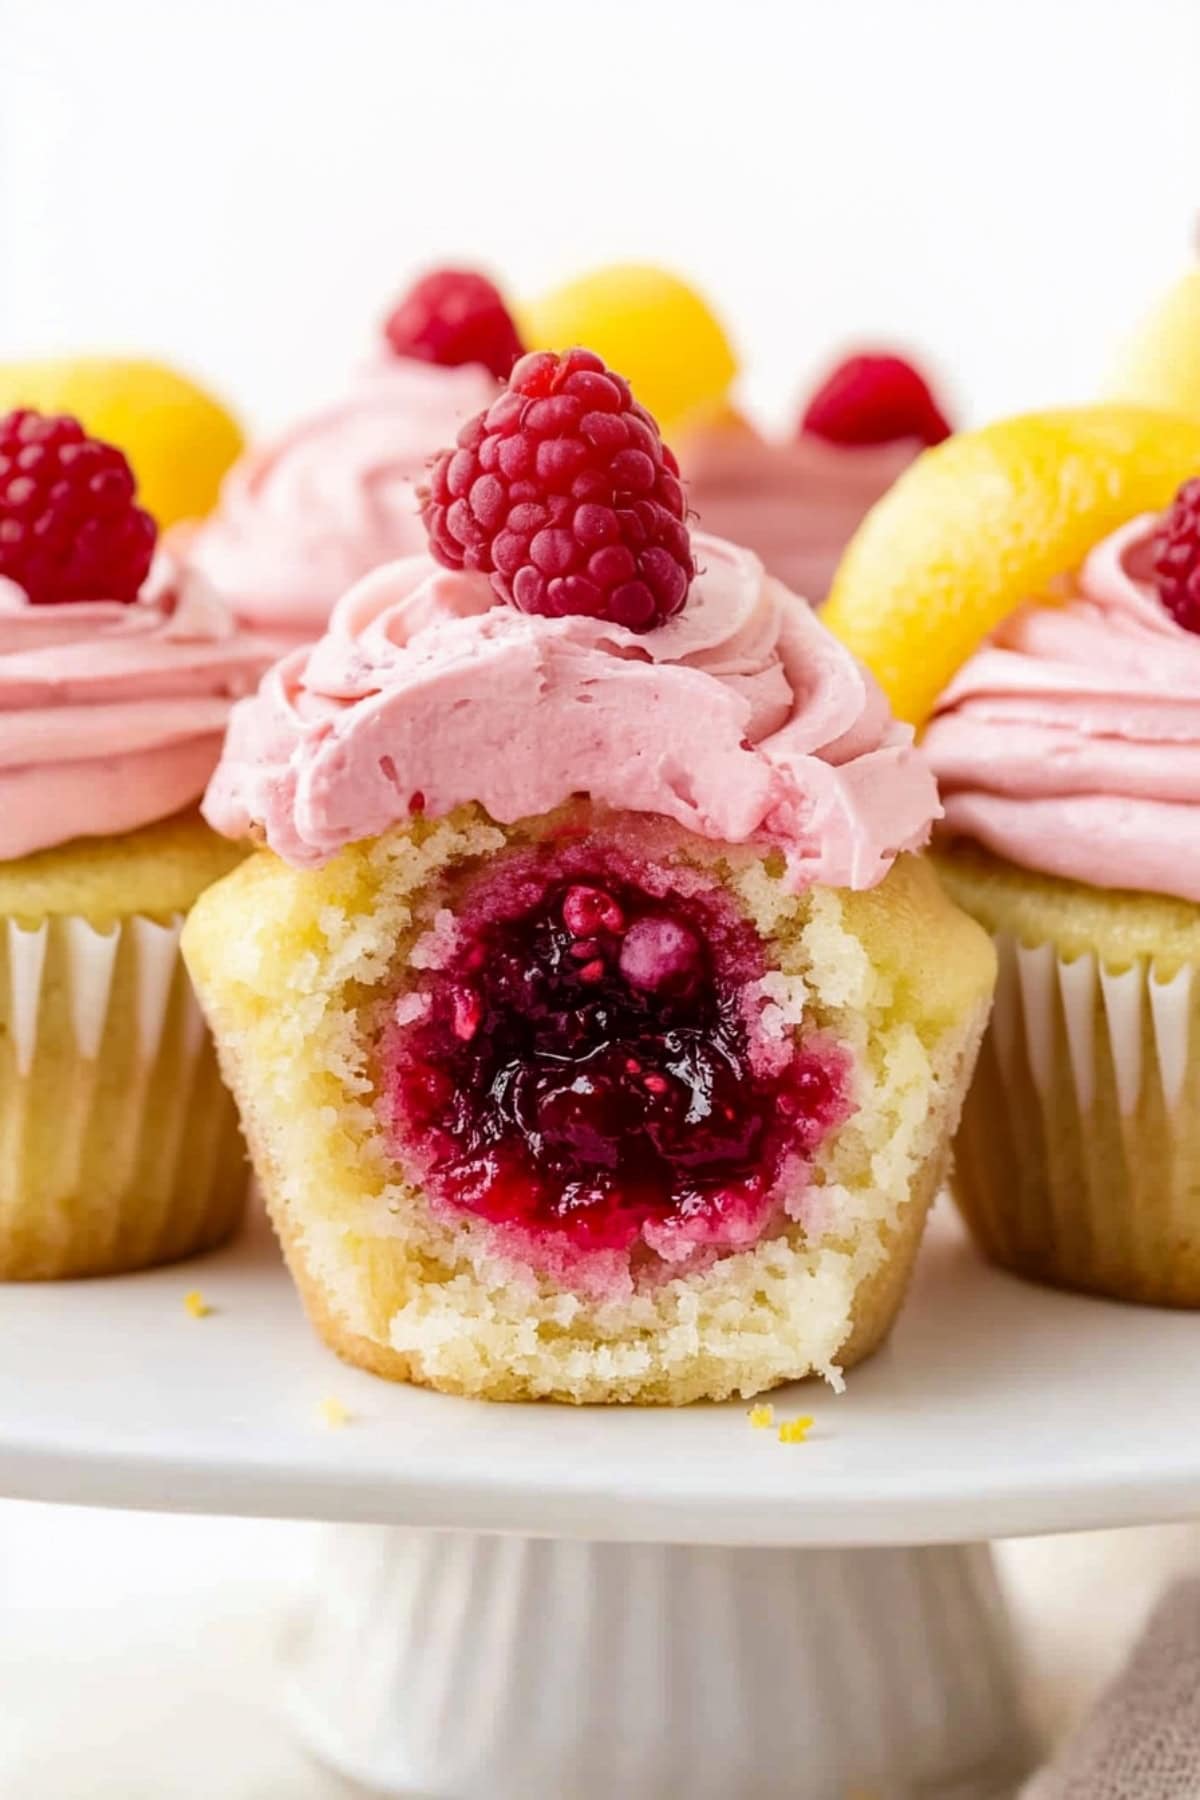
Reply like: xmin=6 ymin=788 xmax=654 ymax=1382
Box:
xmin=382 ymin=846 xmax=849 ymax=1291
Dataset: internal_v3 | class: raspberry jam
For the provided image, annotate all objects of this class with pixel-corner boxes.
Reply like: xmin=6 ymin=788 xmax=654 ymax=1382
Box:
xmin=382 ymin=849 xmax=849 ymax=1292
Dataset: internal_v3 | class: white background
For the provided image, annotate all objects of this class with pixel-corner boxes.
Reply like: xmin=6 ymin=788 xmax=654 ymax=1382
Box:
xmin=3 ymin=0 xmax=1200 ymax=435
xmin=3 ymin=2 xmax=1200 ymax=1792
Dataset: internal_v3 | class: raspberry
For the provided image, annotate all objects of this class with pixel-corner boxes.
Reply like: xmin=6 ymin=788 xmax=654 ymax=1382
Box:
xmin=799 ymin=352 xmax=953 ymax=448
xmin=1152 ymin=476 xmax=1200 ymax=633
xmin=383 ymin=268 xmax=524 ymax=381
xmin=0 ymin=409 xmax=157 ymax=605
xmin=422 ymin=347 xmax=694 ymax=632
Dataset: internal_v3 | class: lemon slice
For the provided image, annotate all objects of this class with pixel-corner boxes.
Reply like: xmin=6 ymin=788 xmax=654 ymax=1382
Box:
xmin=0 ymin=356 xmax=243 ymax=527
xmin=1108 ymin=267 xmax=1200 ymax=421
xmin=822 ymin=405 xmax=1200 ymax=726
xmin=517 ymin=264 xmax=737 ymax=433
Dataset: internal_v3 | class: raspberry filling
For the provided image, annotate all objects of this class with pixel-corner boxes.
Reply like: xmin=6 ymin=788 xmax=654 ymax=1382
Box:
xmin=382 ymin=851 xmax=849 ymax=1290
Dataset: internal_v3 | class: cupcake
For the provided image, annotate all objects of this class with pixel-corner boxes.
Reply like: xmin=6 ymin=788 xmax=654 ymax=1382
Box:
xmin=679 ymin=347 xmax=951 ymax=605
xmin=519 ymin=264 xmax=952 ymax=604
xmin=823 ymin=403 xmax=1200 ymax=1307
xmin=183 ymin=270 xmax=517 ymax=643
xmin=183 ymin=347 xmax=994 ymax=1404
xmin=0 ymin=408 xmax=280 ymax=1278
xmin=680 ymin=351 xmax=949 ymax=604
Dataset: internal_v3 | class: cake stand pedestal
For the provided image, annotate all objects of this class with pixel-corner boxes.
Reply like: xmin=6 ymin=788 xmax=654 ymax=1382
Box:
xmin=287 ymin=1530 xmax=1029 ymax=1799
xmin=1 ymin=1204 xmax=1197 ymax=1798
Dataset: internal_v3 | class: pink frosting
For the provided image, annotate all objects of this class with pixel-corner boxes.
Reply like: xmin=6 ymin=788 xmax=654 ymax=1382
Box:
xmin=204 ymin=531 xmax=938 ymax=889
xmin=678 ymin=419 xmax=919 ymax=605
xmin=0 ymin=556 xmax=280 ymax=860
xmin=183 ymin=359 xmax=499 ymax=638
xmin=924 ymin=515 xmax=1200 ymax=902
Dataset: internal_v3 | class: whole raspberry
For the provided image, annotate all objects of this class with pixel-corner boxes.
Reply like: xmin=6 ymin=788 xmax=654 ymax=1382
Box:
xmin=422 ymin=347 xmax=694 ymax=631
xmin=384 ymin=269 xmax=524 ymax=381
xmin=799 ymin=352 xmax=953 ymax=448
xmin=0 ymin=410 xmax=157 ymax=605
xmin=1152 ymin=476 xmax=1200 ymax=633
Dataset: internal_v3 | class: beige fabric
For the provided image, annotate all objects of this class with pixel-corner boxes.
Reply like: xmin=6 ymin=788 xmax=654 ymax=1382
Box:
xmin=1023 ymin=1579 xmax=1200 ymax=1798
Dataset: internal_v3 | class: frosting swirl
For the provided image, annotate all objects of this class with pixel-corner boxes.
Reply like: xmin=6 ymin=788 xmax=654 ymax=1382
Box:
xmin=679 ymin=417 xmax=918 ymax=605
xmin=0 ymin=556 xmax=279 ymax=860
xmin=183 ymin=359 xmax=498 ymax=638
xmin=924 ymin=515 xmax=1200 ymax=901
xmin=203 ymin=532 xmax=938 ymax=888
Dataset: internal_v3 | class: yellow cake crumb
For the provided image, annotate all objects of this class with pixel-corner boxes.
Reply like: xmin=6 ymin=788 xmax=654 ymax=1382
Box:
xmin=748 ymin=1403 xmax=775 ymax=1429
xmin=318 ymin=1396 xmax=351 ymax=1429
xmin=777 ymin=1415 xmax=814 ymax=1444
xmin=182 ymin=1289 xmax=212 ymax=1319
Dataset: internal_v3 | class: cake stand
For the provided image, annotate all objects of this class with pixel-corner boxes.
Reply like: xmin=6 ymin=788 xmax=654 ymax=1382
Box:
xmin=2 ymin=1204 xmax=1197 ymax=1799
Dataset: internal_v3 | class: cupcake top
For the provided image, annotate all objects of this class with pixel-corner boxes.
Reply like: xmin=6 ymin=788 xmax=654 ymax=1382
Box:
xmin=517 ymin=264 xmax=952 ymax=608
xmin=204 ymin=347 xmax=939 ymax=890
xmin=679 ymin=420 xmax=918 ymax=606
xmin=0 ymin=409 xmax=278 ymax=861
xmin=182 ymin=357 xmax=499 ymax=639
xmin=924 ymin=509 xmax=1200 ymax=902
xmin=184 ymin=268 xmax=524 ymax=640
xmin=680 ymin=353 xmax=953 ymax=606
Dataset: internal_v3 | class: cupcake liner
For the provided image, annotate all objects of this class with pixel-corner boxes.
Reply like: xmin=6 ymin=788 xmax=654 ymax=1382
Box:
xmin=0 ymin=911 xmax=247 ymax=1278
xmin=952 ymin=930 xmax=1200 ymax=1305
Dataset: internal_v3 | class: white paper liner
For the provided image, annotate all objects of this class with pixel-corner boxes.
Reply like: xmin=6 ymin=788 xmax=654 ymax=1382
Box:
xmin=0 ymin=907 xmax=246 ymax=1277
xmin=992 ymin=932 xmax=1195 ymax=1118
xmin=5 ymin=912 xmax=204 ymax=1078
xmin=6 ymin=921 xmax=47 ymax=1080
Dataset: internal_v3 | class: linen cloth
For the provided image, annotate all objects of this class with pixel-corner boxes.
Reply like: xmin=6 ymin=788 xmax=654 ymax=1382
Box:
xmin=1022 ymin=1578 xmax=1200 ymax=1799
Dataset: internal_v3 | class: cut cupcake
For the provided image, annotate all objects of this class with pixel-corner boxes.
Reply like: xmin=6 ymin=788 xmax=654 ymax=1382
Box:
xmin=0 ymin=408 xmax=281 ymax=1277
xmin=182 ymin=269 xmax=518 ymax=643
xmin=183 ymin=348 xmax=994 ymax=1403
xmin=826 ymin=404 xmax=1200 ymax=1306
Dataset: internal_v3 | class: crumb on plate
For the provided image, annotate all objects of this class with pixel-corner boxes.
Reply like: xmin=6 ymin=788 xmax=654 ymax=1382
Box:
xmin=777 ymin=1415 xmax=814 ymax=1445
xmin=748 ymin=1403 xmax=775 ymax=1430
xmin=318 ymin=1396 xmax=351 ymax=1429
xmin=182 ymin=1289 xmax=212 ymax=1319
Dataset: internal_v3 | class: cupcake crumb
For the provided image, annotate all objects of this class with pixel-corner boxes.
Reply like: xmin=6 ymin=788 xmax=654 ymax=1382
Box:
xmin=182 ymin=1289 xmax=212 ymax=1319
xmin=748 ymin=1403 xmax=775 ymax=1430
xmin=777 ymin=1415 xmax=814 ymax=1445
xmin=318 ymin=1396 xmax=351 ymax=1429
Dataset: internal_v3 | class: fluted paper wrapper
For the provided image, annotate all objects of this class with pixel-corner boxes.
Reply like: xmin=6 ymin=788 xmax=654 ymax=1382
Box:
xmin=0 ymin=912 xmax=247 ymax=1278
xmin=952 ymin=931 xmax=1200 ymax=1305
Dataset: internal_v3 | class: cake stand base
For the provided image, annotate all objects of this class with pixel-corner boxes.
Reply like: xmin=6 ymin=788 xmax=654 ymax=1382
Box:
xmin=285 ymin=1527 xmax=1035 ymax=1798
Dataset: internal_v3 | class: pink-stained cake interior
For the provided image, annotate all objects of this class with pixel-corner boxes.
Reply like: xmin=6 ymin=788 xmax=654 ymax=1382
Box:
xmin=381 ymin=835 xmax=851 ymax=1298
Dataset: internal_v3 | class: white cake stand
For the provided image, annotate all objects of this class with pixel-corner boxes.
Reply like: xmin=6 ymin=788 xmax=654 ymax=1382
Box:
xmin=2 ymin=1204 xmax=1197 ymax=1799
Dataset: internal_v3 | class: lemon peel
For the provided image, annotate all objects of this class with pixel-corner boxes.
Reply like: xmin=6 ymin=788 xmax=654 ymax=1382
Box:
xmin=823 ymin=405 xmax=1200 ymax=726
